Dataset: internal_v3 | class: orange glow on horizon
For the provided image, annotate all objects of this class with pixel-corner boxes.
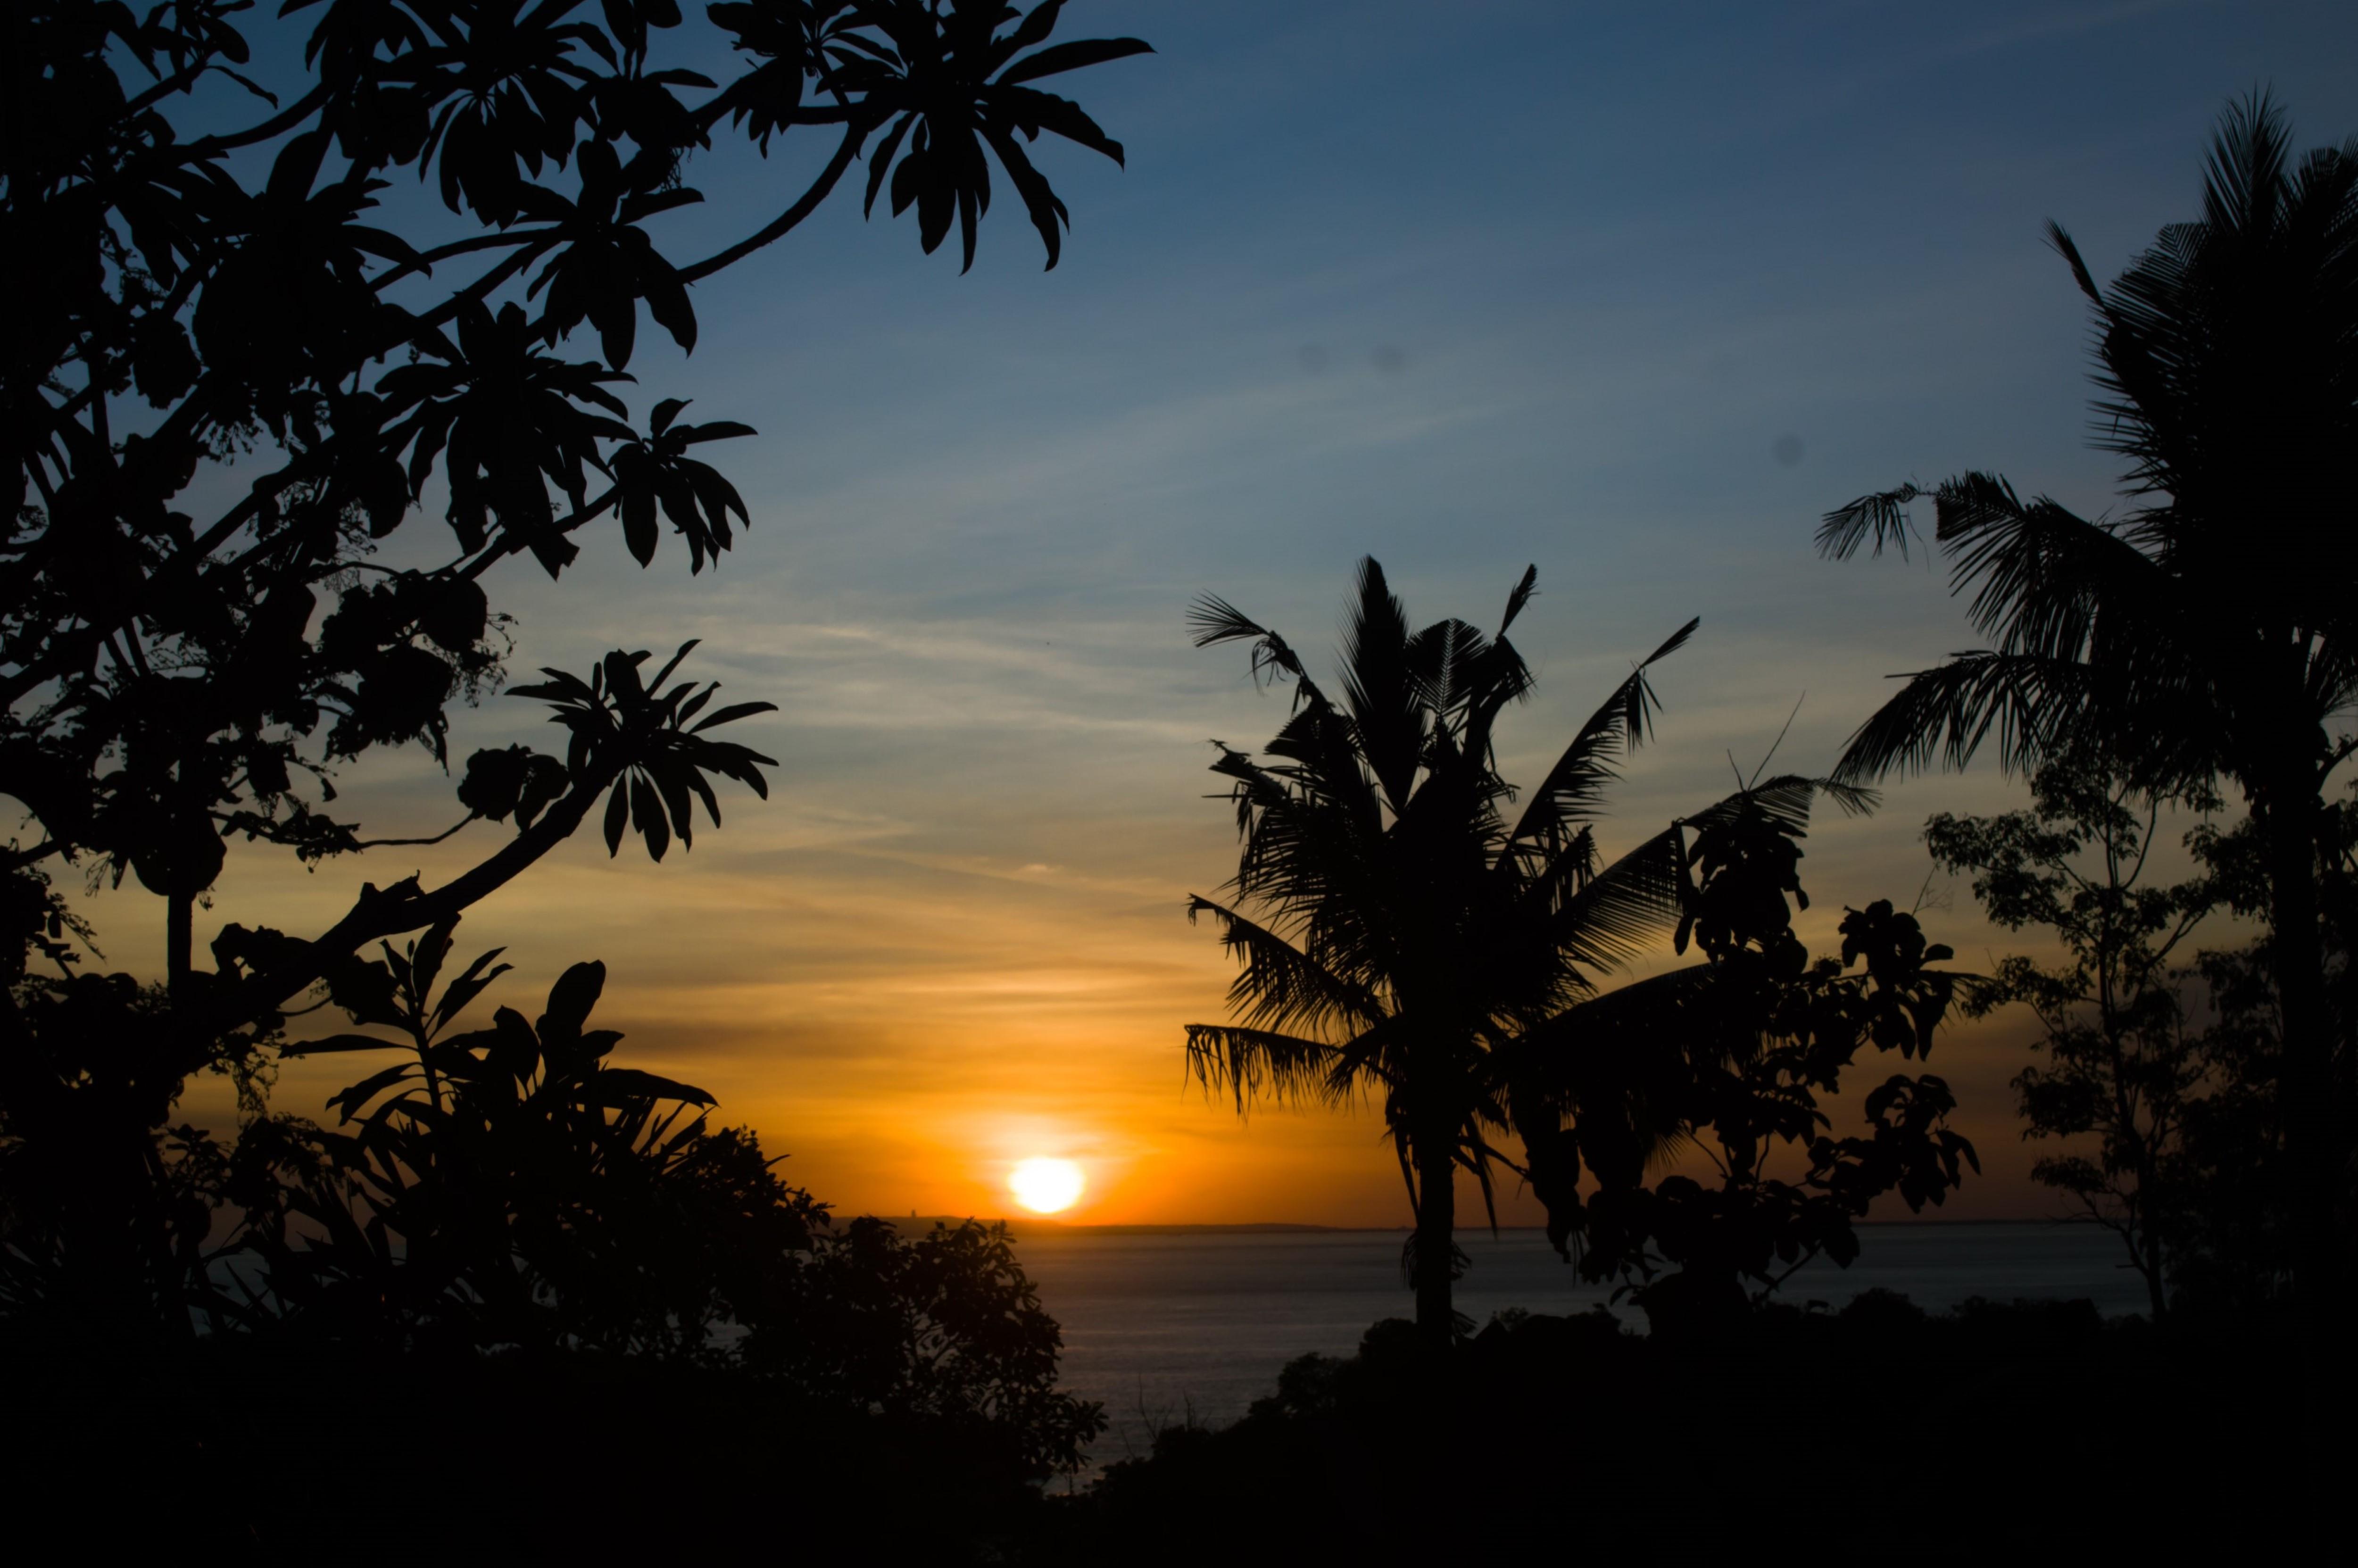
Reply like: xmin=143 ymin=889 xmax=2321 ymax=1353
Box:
xmin=158 ymin=720 xmax=2076 ymax=1230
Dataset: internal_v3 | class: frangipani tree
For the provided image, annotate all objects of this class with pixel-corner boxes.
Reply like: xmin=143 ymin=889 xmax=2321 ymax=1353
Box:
xmin=0 ymin=0 xmax=1156 ymax=1334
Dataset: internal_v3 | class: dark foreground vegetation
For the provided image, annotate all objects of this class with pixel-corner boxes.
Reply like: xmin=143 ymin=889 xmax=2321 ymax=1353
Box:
xmin=1136 ymin=91 xmax=2352 ymax=1565
xmin=19 ymin=1289 xmax=2316 ymax=1560
xmin=3 ymin=1 xmax=1143 ymax=1549
xmin=17 ymin=1337 xmax=1066 ymax=1555
xmin=1043 ymin=1296 xmax=2315 ymax=1564
xmin=4 ymin=0 xmax=2352 ymax=1557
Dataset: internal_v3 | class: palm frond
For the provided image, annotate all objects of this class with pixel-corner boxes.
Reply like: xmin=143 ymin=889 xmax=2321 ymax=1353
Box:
xmin=1321 ymin=1016 xmax=1409 ymax=1095
xmin=1512 ymin=823 xmax=1598 ymax=920
xmin=1501 ymin=619 xmax=1697 ymax=866
xmin=1680 ymin=773 xmax=1877 ymax=837
xmin=1188 ymin=592 xmax=1309 ymax=692
xmin=1494 ymin=964 xmax=1720 ymax=1112
xmin=1832 ymin=650 xmax=2113 ymax=784
xmin=1816 ymin=483 xmax=1926 ymax=561
xmin=2200 ymin=90 xmax=2292 ymax=241
xmin=1186 ymin=896 xmax=1385 ymax=1035
xmin=1404 ymin=617 xmax=1491 ymax=735
xmin=1183 ymin=1025 xmax=1353 ymax=1112
xmin=1929 ymin=474 xmax=2195 ymax=672
xmin=1544 ymin=824 xmax=1689 ymax=979
xmin=1459 ymin=631 xmax=1536 ymax=751
xmin=1339 ymin=557 xmax=1426 ymax=813
xmin=1499 ymin=564 xmax=1539 ymax=634
xmin=1457 ymin=1127 xmax=1508 ymax=1235
xmin=2043 ymin=220 xmax=2104 ymax=306
xmin=1259 ymin=699 xmax=1382 ymax=824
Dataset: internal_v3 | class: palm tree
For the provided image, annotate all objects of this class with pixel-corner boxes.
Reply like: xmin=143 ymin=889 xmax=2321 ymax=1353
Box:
xmin=1817 ymin=94 xmax=2358 ymax=1317
xmin=1183 ymin=558 xmax=1698 ymax=1346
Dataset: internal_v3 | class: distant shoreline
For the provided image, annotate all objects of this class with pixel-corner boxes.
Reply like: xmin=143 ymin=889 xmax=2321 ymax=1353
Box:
xmin=868 ymin=1216 xmax=2060 ymax=1234
xmin=875 ymin=1218 xmax=1387 ymax=1234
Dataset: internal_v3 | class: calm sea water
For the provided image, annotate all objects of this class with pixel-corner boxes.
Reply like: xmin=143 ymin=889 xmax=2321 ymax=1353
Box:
xmin=1011 ymin=1221 xmax=2143 ymax=1461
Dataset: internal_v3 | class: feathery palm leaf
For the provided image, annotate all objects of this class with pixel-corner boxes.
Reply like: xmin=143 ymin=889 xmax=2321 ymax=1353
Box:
xmin=1501 ymin=617 xmax=1698 ymax=879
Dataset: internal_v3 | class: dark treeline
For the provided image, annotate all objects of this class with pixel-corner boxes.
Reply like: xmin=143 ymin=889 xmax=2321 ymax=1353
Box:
xmin=1040 ymin=1298 xmax=2308 ymax=1562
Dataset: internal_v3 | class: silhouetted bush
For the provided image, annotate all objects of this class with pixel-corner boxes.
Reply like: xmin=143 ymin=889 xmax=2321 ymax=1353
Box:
xmin=10 ymin=1336 xmax=1063 ymax=1559
xmin=1041 ymin=1299 xmax=2316 ymax=1565
xmin=6 ymin=934 xmax=1103 ymax=1556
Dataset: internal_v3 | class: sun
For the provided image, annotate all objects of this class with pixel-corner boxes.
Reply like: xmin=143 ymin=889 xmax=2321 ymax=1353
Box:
xmin=1008 ymin=1157 xmax=1086 ymax=1215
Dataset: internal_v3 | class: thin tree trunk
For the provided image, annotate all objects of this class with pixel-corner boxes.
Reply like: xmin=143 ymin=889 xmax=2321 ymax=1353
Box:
xmin=2135 ymin=1133 xmax=2167 ymax=1321
xmin=2257 ymin=744 xmax=2340 ymax=1520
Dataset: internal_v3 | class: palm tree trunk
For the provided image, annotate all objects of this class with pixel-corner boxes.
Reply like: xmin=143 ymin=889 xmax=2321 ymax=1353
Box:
xmin=1413 ymin=1123 xmax=1456 ymax=1348
xmin=2260 ymin=779 xmax=2336 ymax=1323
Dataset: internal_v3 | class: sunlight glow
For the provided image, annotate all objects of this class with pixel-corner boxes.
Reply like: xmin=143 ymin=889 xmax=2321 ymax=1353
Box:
xmin=1008 ymin=1157 xmax=1087 ymax=1214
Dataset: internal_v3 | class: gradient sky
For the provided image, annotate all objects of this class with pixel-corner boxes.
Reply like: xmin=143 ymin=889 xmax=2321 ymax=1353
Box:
xmin=146 ymin=0 xmax=2358 ymax=1225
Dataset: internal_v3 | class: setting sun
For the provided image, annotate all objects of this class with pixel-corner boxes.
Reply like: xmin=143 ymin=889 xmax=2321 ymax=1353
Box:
xmin=1008 ymin=1158 xmax=1087 ymax=1215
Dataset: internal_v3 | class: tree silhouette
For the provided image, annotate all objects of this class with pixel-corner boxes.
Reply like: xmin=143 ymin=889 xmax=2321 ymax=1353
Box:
xmin=1816 ymin=93 xmax=2357 ymax=1321
xmin=0 ymin=0 xmax=1153 ymax=1332
xmin=1514 ymin=789 xmax=1980 ymax=1330
xmin=1185 ymin=559 xmax=1697 ymax=1345
xmin=1186 ymin=560 xmax=1982 ymax=1342
xmin=228 ymin=919 xmax=1104 ymax=1477
xmin=11 ymin=920 xmax=1113 ymax=1490
xmin=1924 ymin=747 xmax=2222 ymax=1318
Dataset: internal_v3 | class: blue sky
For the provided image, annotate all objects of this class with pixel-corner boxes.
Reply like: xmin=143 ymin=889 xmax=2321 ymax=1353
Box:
xmin=159 ymin=0 xmax=2358 ymax=1222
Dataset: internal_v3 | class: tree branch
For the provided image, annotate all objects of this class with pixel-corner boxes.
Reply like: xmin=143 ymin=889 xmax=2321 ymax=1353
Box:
xmin=196 ymin=766 xmax=617 ymax=1047
xmin=347 ymin=814 xmax=475 ymax=851
xmin=1 ymin=839 xmax=62 ymax=873
xmin=178 ymin=83 xmax=332 ymax=158
xmin=371 ymin=228 xmax=563 ymax=295
xmin=458 ymin=488 xmax=620 ymax=581
xmin=399 ymin=238 xmax=562 ymax=340
xmin=678 ymin=124 xmax=868 ymax=284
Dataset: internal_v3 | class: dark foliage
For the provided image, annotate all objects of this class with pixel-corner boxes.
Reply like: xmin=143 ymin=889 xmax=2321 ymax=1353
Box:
xmin=1041 ymin=1300 xmax=2317 ymax=1565
xmin=1816 ymin=91 xmax=2358 ymax=1317
xmin=12 ymin=1338 xmax=1068 ymax=1558
xmin=7 ymin=918 xmax=1102 ymax=1486
xmin=1518 ymin=790 xmax=1982 ymax=1333
xmin=278 ymin=926 xmax=1100 ymax=1475
xmin=2 ymin=5 xmax=1138 ymax=1509
xmin=1924 ymin=747 xmax=2230 ymax=1315
xmin=4 ymin=0 xmax=1151 ymax=928
xmin=1186 ymin=559 xmax=1978 ymax=1342
xmin=2150 ymin=781 xmax=2358 ymax=1316
xmin=1 ymin=0 xmax=1150 ymax=1341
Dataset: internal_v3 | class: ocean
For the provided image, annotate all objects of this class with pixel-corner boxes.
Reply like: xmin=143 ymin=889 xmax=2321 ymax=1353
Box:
xmin=1009 ymin=1221 xmax=2144 ymax=1463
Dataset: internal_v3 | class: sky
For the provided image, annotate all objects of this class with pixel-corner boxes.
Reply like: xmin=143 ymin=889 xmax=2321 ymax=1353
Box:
xmin=138 ymin=0 xmax=2358 ymax=1226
